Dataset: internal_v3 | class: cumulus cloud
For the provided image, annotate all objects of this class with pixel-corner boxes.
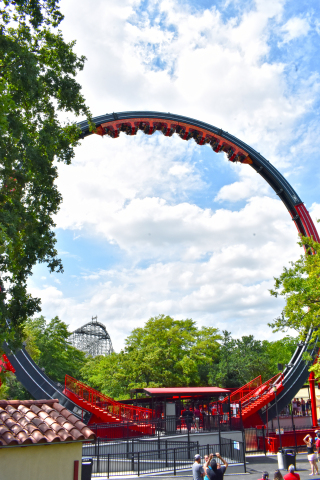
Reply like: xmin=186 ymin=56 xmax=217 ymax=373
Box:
xmin=28 ymin=0 xmax=320 ymax=349
xmin=280 ymin=17 xmax=311 ymax=44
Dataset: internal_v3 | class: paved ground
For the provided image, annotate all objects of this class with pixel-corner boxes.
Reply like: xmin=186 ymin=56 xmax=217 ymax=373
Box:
xmin=107 ymin=454 xmax=320 ymax=480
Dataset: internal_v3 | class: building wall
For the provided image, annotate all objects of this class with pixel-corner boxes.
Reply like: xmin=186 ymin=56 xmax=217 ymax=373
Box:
xmin=0 ymin=441 xmax=83 ymax=480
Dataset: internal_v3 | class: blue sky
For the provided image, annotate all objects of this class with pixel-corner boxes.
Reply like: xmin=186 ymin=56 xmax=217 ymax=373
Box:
xmin=29 ymin=0 xmax=320 ymax=351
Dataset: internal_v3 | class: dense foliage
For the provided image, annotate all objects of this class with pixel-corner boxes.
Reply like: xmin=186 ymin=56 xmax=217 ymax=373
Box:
xmin=0 ymin=314 xmax=298 ymax=400
xmin=269 ymin=233 xmax=320 ymax=378
xmin=80 ymin=315 xmax=222 ymax=399
xmin=0 ymin=315 xmax=88 ymax=399
xmin=0 ymin=0 xmax=91 ymax=348
xmin=79 ymin=315 xmax=297 ymax=399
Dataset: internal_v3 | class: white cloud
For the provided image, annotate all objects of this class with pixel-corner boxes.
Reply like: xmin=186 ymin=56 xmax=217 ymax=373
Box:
xmin=280 ymin=17 xmax=311 ymax=44
xmin=60 ymin=0 xmax=318 ymax=160
xmin=33 ymin=192 xmax=302 ymax=350
xmin=28 ymin=0 xmax=320 ymax=350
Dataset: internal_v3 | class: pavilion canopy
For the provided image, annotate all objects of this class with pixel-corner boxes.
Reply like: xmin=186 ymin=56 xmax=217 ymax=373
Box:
xmin=131 ymin=387 xmax=230 ymax=397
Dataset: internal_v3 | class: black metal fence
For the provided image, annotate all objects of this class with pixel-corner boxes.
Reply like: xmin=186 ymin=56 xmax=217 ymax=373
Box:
xmin=245 ymin=424 xmax=315 ymax=455
xmin=89 ymin=414 xmax=242 ymax=440
xmin=83 ymin=437 xmax=245 ymax=477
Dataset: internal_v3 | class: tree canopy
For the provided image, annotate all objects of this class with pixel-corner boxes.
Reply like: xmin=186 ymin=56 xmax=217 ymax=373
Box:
xmin=213 ymin=331 xmax=297 ymax=388
xmin=80 ymin=315 xmax=222 ymax=399
xmin=80 ymin=315 xmax=297 ymax=399
xmin=0 ymin=313 xmax=299 ymax=400
xmin=269 ymin=233 xmax=320 ymax=378
xmin=0 ymin=0 xmax=91 ymax=348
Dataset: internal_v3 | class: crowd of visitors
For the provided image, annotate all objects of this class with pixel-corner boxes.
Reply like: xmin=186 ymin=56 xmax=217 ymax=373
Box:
xmin=180 ymin=402 xmax=228 ymax=431
xmin=291 ymin=398 xmax=311 ymax=416
xmin=257 ymin=465 xmax=301 ymax=480
xmin=192 ymin=452 xmax=228 ymax=480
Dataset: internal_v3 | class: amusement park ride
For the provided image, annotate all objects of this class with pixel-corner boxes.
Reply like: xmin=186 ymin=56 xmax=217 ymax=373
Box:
xmin=1 ymin=111 xmax=320 ymax=443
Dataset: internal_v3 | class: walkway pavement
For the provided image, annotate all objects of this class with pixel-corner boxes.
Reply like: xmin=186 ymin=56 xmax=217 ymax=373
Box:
xmin=114 ymin=454 xmax=320 ymax=480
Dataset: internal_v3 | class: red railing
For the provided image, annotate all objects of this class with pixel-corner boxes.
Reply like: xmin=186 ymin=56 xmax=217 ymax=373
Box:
xmin=65 ymin=375 xmax=153 ymax=422
xmin=241 ymin=373 xmax=283 ymax=411
xmin=223 ymin=376 xmax=262 ymax=403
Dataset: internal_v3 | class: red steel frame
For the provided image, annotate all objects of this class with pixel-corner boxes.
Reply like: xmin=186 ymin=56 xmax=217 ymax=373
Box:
xmin=65 ymin=375 xmax=152 ymax=422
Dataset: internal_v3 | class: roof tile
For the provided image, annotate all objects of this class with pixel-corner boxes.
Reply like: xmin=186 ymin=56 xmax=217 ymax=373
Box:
xmin=0 ymin=399 xmax=95 ymax=447
xmin=68 ymin=428 xmax=85 ymax=441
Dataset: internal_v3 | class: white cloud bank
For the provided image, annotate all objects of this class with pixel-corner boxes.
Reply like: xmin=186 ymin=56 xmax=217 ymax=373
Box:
xmin=28 ymin=0 xmax=320 ymax=349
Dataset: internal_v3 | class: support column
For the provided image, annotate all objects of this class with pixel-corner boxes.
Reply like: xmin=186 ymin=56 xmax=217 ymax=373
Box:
xmin=309 ymin=371 xmax=318 ymax=427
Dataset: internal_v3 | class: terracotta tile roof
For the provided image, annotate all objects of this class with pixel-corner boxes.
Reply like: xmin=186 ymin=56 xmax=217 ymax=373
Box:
xmin=0 ymin=399 xmax=95 ymax=447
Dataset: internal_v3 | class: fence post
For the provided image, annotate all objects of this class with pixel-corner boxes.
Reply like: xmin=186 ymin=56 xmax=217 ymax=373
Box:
xmin=137 ymin=452 xmax=140 ymax=477
xmin=262 ymin=426 xmax=266 ymax=456
xmin=158 ymin=434 xmax=161 ymax=459
xmin=242 ymin=440 xmax=246 ymax=474
xmin=97 ymin=437 xmax=100 ymax=473
xmin=107 ymin=453 xmax=110 ymax=479
xmin=188 ymin=428 xmax=191 ymax=459
xmin=239 ymin=402 xmax=243 ymax=431
xmin=166 ymin=441 xmax=168 ymax=467
xmin=207 ymin=444 xmax=210 ymax=456
xmin=174 ymin=448 xmax=176 ymax=476
xmin=293 ymin=425 xmax=298 ymax=453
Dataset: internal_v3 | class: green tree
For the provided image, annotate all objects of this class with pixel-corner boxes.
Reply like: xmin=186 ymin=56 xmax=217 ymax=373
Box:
xmin=0 ymin=0 xmax=91 ymax=348
xmin=214 ymin=331 xmax=298 ymax=388
xmin=269 ymin=233 xmax=320 ymax=377
xmin=23 ymin=315 xmax=88 ymax=384
xmin=81 ymin=315 xmax=222 ymax=400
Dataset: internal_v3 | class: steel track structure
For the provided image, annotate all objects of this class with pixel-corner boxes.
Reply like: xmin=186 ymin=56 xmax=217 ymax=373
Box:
xmin=69 ymin=319 xmax=113 ymax=357
xmin=77 ymin=111 xmax=320 ymax=424
xmin=4 ymin=111 xmax=320 ymax=426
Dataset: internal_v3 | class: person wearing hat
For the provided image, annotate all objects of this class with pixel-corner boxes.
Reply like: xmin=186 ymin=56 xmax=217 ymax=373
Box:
xmin=193 ymin=454 xmax=205 ymax=480
xmin=283 ymin=465 xmax=300 ymax=480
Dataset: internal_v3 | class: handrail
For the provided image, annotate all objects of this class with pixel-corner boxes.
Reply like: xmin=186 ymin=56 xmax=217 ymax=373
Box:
xmin=241 ymin=373 xmax=283 ymax=409
xmin=65 ymin=375 xmax=152 ymax=422
xmin=224 ymin=376 xmax=262 ymax=403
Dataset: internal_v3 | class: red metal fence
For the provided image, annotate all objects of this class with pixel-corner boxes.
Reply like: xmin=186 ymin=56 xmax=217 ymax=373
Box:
xmin=65 ymin=375 xmax=152 ymax=423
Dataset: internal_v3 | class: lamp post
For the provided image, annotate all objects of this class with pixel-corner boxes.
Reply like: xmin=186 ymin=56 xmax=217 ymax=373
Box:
xmin=272 ymin=384 xmax=282 ymax=451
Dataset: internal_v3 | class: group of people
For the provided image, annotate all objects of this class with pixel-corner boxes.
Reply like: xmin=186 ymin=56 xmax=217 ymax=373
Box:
xmin=192 ymin=452 xmax=228 ymax=480
xmin=291 ymin=398 xmax=311 ymax=416
xmin=181 ymin=403 xmax=225 ymax=432
xmin=258 ymin=465 xmax=300 ymax=480
xmin=192 ymin=432 xmax=320 ymax=480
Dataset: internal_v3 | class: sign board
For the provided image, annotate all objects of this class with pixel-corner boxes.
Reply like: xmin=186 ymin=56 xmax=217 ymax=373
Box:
xmin=275 ymin=428 xmax=284 ymax=435
xmin=234 ymin=441 xmax=240 ymax=450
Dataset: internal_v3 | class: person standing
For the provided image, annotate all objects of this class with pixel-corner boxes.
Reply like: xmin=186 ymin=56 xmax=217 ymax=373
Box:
xmin=315 ymin=431 xmax=320 ymax=460
xmin=303 ymin=434 xmax=318 ymax=475
xmin=284 ymin=465 xmax=300 ymax=480
xmin=193 ymin=454 xmax=205 ymax=480
xmin=194 ymin=406 xmax=201 ymax=431
xmin=203 ymin=455 xmax=210 ymax=480
xmin=182 ymin=407 xmax=194 ymax=432
xmin=301 ymin=398 xmax=306 ymax=416
xmin=206 ymin=453 xmax=228 ymax=480
xmin=292 ymin=398 xmax=297 ymax=416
